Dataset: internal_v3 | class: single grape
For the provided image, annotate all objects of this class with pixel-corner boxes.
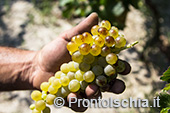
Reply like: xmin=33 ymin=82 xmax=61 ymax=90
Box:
xmin=73 ymin=61 xmax=79 ymax=71
xmin=93 ymin=35 xmax=104 ymax=47
xmin=104 ymin=65 xmax=116 ymax=76
xmin=52 ymin=78 xmax=61 ymax=89
xmin=55 ymin=71 xmax=62 ymax=79
xmin=100 ymin=46 xmax=111 ymax=57
xmin=42 ymin=106 xmax=51 ymax=113
xmin=100 ymin=20 xmax=111 ymax=30
xmin=118 ymin=60 xmax=131 ymax=75
xmin=91 ymin=25 xmax=100 ymax=36
xmin=56 ymin=88 xmax=63 ymax=97
xmin=71 ymin=36 xmax=76 ymax=42
xmin=29 ymin=104 xmax=35 ymax=110
xmin=61 ymin=86 xmax=70 ymax=97
xmin=95 ymin=75 xmax=107 ymax=87
xmin=90 ymin=44 xmax=101 ymax=56
xmin=79 ymin=43 xmax=91 ymax=55
xmin=75 ymin=70 xmax=84 ymax=81
xmin=68 ymin=79 xmax=80 ymax=92
xmin=97 ymin=27 xmax=108 ymax=38
xmin=83 ymin=53 xmax=95 ymax=64
xmin=60 ymin=63 xmax=69 ymax=73
xmin=79 ymin=62 xmax=91 ymax=72
xmin=48 ymin=85 xmax=58 ymax=94
xmin=115 ymin=36 xmax=126 ymax=48
xmin=40 ymin=82 xmax=50 ymax=92
xmin=90 ymin=57 xmax=98 ymax=67
xmin=75 ymin=34 xmax=84 ymax=46
xmin=104 ymin=36 xmax=115 ymax=47
xmin=32 ymin=109 xmax=41 ymax=113
xmin=109 ymin=26 xmax=118 ymax=39
xmin=83 ymin=71 xmax=95 ymax=83
xmin=41 ymin=92 xmax=47 ymax=100
xmin=48 ymin=76 xmax=56 ymax=84
xmin=68 ymin=61 xmax=76 ymax=72
xmin=46 ymin=94 xmax=56 ymax=105
xmin=67 ymin=71 xmax=75 ymax=80
xmin=31 ymin=90 xmax=42 ymax=101
xmin=92 ymin=65 xmax=103 ymax=76
xmin=115 ymin=60 xmax=126 ymax=73
xmin=97 ymin=56 xmax=107 ymax=67
xmin=66 ymin=41 xmax=78 ymax=53
xmin=106 ymin=53 xmax=118 ymax=65
xmin=80 ymin=81 xmax=88 ymax=90
xmin=72 ymin=51 xmax=84 ymax=63
xmin=60 ymin=76 xmax=70 ymax=86
xmin=82 ymin=32 xmax=93 ymax=44
xmin=35 ymin=100 xmax=46 ymax=111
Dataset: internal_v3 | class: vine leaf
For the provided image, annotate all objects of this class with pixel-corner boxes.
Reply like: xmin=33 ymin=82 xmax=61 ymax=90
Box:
xmin=163 ymin=83 xmax=170 ymax=91
xmin=160 ymin=107 xmax=170 ymax=113
xmin=160 ymin=67 xmax=170 ymax=83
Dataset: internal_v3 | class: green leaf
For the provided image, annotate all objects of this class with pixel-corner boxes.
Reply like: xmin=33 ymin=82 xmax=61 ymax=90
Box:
xmin=59 ymin=0 xmax=74 ymax=7
xmin=112 ymin=1 xmax=125 ymax=17
xmin=161 ymin=107 xmax=170 ymax=113
xmin=160 ymin=67 xmax=170 ymax=83
xmin=163 ymin=84 xmax=170 ymax=91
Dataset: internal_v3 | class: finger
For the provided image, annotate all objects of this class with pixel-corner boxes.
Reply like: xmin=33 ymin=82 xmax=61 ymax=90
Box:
xmin=67 ymin=93 xmax=88 ymax=112
xmin=62 ymin=12 xmax=99 ymax=41
xmin=108 ymin=79 xmax=126 ymax=94
xmin=85 ymin=84 xmax=101 ymax=99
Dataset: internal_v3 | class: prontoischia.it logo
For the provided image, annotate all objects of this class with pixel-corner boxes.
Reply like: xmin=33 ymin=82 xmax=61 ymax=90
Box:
xmin=54 ymin=96 xmax=160 ymax=108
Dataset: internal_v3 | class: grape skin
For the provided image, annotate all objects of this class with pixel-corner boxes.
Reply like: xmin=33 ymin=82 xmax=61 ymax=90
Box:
xmin=31 ymin=90 xmax=42 ymax=101
xmin=92 ymin=65 xmax=103 ymax=76
xmin=79 ymin=43 xmax=91 ymax=55
xmin=90 ymin=44 xmax=101 ymax=56
xmin=95 ymin=75 xmax=107 ymax=87
xmin=79 ymin=62 xmax=91 ymax=72
xmin=104 ymin=65 xmax=116 ymax=76
xmin=106 ymin=53 xmax=118 ymax=65
xmin=72 ymin=51 xmax=84 ymax=63
xmin=100 ymin=20 xmax=111 ymax=30
xmin=35 ymin=100 xmax=46 ymax=111
xmin=91 ymin=25 xmax=99 ymax=36
xmin=68 ymin=79 xmax=80 ymax=92
xmin=83 ymin=71 xmax=95 ymax=83
xmin=46 ymin=94 xmax=56 ymax=105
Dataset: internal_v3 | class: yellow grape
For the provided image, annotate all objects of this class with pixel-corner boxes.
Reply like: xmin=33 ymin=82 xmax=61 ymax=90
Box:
xmin=29 ymin=104 xmax=35 ymax=110
xmin=66 ymin=41 xmax=78 ymax=53
xmin=48 ymin=76 xmax=55 ymax=84
xmin=35 ymin=100 xmax=46 ymax=111
xmin=79 ymin=43 xmax=91 ymax=55
xmin=100 ymin=46 xmax=111 ymax=57
xmin=68 ymin=61 xmax=76 ymax=72
xmin=115 ymin=36 xmax=126 ymax=48
xmin=60 ymin=63 xmax=69 ymax=73
xmin=93 ymin=35 xmax=104 ymax=47
xmin=46 ymin=94 xmax=56 ymax=105
xmin=71 ymin=36 xmax=76 ymax=42
xmin=72 ymin=51 xmax=84 ymax=63
xmin=67 ymin=71 xmax=75 ymax=80
xmin=90 ymin=44 xmax=101 ymax=56
xmin=100 ymin=20 xmax=111 ymax=30
xmin=52 ymin=78 xmax=61 ymax=89
xmin=75 ymin=70 xmax=84 ymax=81
xmin=82 ymin=32 xmax=93 ymax=44
xmin=104 ymin=36 xmax=116 ymax=47
xmin=83 ymin=71 xmax=95 ymax=83
xmin=106 ymin=53 xmax=118 ymax=65
xmin=31 ymin=90 xmax=42 ymax=101
xmin=60 ymin=76 xmax=70 ymax=86
xmin=97 ymin=27 xmax=108 ymax=38
xmin=55 ymin=71 xmax=62 ymax=78
xmin=40 ymin=82 xmax=50 ymax=92
xmin=109 ymin=26 xmax=118 ymax=39
xmin=48 ymin=85 xmax=58 ymax=94
xmin=75 ymin=34 xmax=84 ymax=46
xmin=68 ymin=79 xmax=80 ymax=92
xmin=91 ymin=25 xmax=99 ymax=36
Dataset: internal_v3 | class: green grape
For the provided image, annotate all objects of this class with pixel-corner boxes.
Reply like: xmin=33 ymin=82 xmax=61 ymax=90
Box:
xmin=68 ymin=61 xmax=76 ymax=72
xmin=56 ymin=88 xmax=63 ymax=97
xmin=109 ymin=26 xmax=118 ymax=39
xmin=100 ymin=46 xmax=111 ymax=57
xmin=106 ymin=53 xmax=118 ymax=65
xmin=97 ymin=27 xmax=108 ymax=38
xmin=82 ymin=32 xmax=93 ymax=44
xmin=74 ymin=61 xmax=79 ymax=71
xmin=97 ymin=56 xmax=107 ymax=67
xmin=95 ymin=75 xmax=107 ymax=87
xmin=75 ymin=70 xmax=84 ymax=81
xmin=68 ymin=79 xmax=80 ymax=92
xmin=35 ymin=100 xmax=46 ymax=111
xmin=48 ymin=76 xmax=55 ymax=84
xmin=46 ymin=94 xmax=56 ymax=105
xmin=79 ymin=62 xmax=91 ymax=72
xmin=72 ymin=51 xmax=84 ymax=63
xmin=93 ymin=35 xmax=104 ymax=47
xmin=41 ymin=92 xmax=47 ymax=100
xmin=52 ymin=78 xmax=61 ymax=89
xmin=31 ymin=90 xmax=42 ymax=101
xmin=90 ymin=44 xmax=101 ymax=56
xmin=40 ymin=82 xmax=50 ymax=92
xmin=92 ymin=65 xmax=103 ymax=76
xmin=60 ymin=76 xmax=70 ymax=86
xmin=80 ymin=81 xmax=88 ymax=90
xmin=32 ymin=109 xmax=41 ymax=113
xmin=43 ymin=106 xmax=51 ymax=113
xmin=61 ymin=86 xmax=70 ymax=97
xmin=100 ymin=20 xmax=111 ymax=30
xmin=91 ymin=25 xmax=99 ymax=36
xmin=79 ymin=43 xmax=91 ymax=55
xmin=104 ymin=36 xmax=115 ymax=47
xmin=66 ymin=41 xmax=78 ymax=53
xmin=67 ymin=71 xmax=75 ymax=80
xmin=115 ymin=60 xmax=126 ymax=73
xmin=60 ymin=63 xmax=69 ymax=73
xmin=83 ymin=71 xmax=95 ymax=83
xmin=30 ymin=104 xmax=35 ymax=110
xmin=48 ymin=85 xmax=58 ymax=94
xmin=55 ymin=71 xmax=62 ymax=79
xmin=104 ymin=65 xmax=116 ymax=76
xmin=75 ymin=34 xmax=84 ymax=46
xmin=115 ymin=36 xmax=126 ymax=48
xmin=83 ymin=54 xmax=95 ymax=64
xmin=91 ymin=57 xmax=98 ymax=67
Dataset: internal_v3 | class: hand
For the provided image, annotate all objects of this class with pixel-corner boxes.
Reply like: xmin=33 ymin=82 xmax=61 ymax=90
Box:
xmin=31 ymin=13 xmax=126 ymax=112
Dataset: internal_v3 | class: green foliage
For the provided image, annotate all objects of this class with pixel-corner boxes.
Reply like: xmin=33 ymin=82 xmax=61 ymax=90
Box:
xmin=161 ymin=67 xmax=170 ymax=83
xmin=58 ymin=0 xmax=143 ymax=29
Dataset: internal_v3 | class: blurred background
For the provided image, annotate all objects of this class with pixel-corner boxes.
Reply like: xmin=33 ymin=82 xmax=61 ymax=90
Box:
xmin=0 ymin=0 xmax=170 ymax=113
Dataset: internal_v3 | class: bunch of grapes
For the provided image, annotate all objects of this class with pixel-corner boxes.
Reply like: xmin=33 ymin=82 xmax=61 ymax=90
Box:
xmin=30 ymin=20 xmax=138 ymax=113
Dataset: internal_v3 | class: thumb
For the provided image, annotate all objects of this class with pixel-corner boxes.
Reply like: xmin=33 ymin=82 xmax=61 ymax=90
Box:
xmin=61 ymin=12 xmax=99 ymax=41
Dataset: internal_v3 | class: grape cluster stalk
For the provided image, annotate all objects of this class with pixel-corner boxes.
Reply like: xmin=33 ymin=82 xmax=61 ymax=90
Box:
xmin=30 ymin=20 xmax=138 ymax=113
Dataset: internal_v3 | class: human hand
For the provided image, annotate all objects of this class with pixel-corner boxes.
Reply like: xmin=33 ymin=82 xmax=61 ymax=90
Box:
xmin=31 ymin=13 xmax=126 ymax=112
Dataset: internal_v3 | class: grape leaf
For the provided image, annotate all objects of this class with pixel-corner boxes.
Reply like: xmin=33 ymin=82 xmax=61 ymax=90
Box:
xmin=160 ymin=107 xmax=170 ymax=113
xmin=163 ymin=83 xmax=170 ymax=91
xmin=160 ymin=67 xmax=170 ymax=83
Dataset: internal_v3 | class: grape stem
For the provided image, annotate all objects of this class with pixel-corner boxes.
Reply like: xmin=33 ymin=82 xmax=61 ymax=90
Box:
xmin=111 ymin=41 xmax=139 ymax=53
